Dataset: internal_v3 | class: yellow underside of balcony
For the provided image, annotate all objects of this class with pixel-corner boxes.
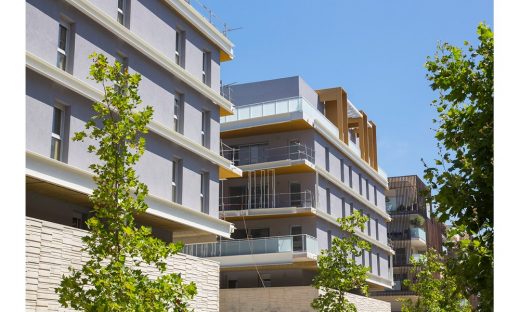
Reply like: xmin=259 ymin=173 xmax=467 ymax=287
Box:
xmin=221 ymin=119 xmax=312 ymax=139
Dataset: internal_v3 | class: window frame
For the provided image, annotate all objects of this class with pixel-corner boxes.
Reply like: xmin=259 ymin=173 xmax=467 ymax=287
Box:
xmin=326 ymin=188 xmax=331 ymax=214
xmin=175 ymin=30 xmax=186 ymax=67
xmin=51 ymin=105 xmax=65 ymax=161
xmin=117 ymin=0 xmax=129 ymax=27
xmin=173 ymin=93 xmax=183 ymax=133
xmin=171 ymin=158 xmax=182 ymax=203
xmin=200 ymin=171 xmax=209 ymax=213
xmin=202 ymin=51 xmax=211 ymax=85
xmin=56 ymin=23 xmax=69 ymax=71
xmin=201 ymin=110 xmax=210 ymax=147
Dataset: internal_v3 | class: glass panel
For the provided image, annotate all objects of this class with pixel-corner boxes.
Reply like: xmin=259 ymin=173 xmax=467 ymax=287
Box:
xmin=263 ymin=102 xmax=275 ymax=116
xmin=57 ymin=53 xmax=66 ymax=70
xmin=117 ymin=12 xmax=124 ymax=25
xmin=278 ymin=237 xmax=292 ymax=252
xmin=58 ymin=25 xmax=67 ymax=50
xmin=237 ymin=106 xmax=250 ymax=120
xmin=52 ymin=107 xmax=62 ymax=135
xmin=250 ymin=104 xmax=262 ymax=118
xmin=275 ymin=100 xmax=288 ymax=114
xmin=288 ymin=98 xmax=299 ymax=111
xmin=51 ymin=138 xmax=61 ymax=161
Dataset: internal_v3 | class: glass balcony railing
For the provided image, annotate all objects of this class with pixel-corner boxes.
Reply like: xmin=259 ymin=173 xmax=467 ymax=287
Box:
xmin=183 ymin=234 xmax=318 ymax=258
xmin=221 ymin=142 xmax=315 ymax=166
xmin=220 ymin=190 xmax=315 ymax=211
xmin=221 ymin=97 xmax=339 ymax=137
xmin=410 ymin=227 xmax=426 ymax=241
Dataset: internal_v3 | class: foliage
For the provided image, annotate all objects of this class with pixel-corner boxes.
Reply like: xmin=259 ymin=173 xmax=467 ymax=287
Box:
xmin=311 ymin=211 xmax=371 ymax=312
xmin=422 ymin=23 xmax=493 ymax=310
xmin=410 ymin=215 xmax=425 ymax=227
xmin=400 ymin=250 xmax=472 ymax=312
xmin=56 ymin=53 xmax=197 ymax=311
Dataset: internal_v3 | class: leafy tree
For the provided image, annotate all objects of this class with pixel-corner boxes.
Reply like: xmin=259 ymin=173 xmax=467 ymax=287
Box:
xmin=422 ymin=23 xmax=493 ymax=310
xmin=311 ymin=211 xmax=371 ymax=312
xmin=56 ymin=53 xmax=197 ymax=311
xmin=400 ymin=250 xmax=472 ymax=312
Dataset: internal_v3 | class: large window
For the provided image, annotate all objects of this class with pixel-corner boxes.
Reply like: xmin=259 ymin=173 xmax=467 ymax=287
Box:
xmin=172 ymin=159 xmax=182 ymax=203
xmin=201 ymin=111 xmax=210 ymax=147
xmin=51 ymin=106 xmax=65 ymax=161
xmin=375 ymin=218 xmax=379 ymax=240
xmin=377 ymin=253 xmax=381 ymax=276
xmin=341 ymin=197 xmax=346 ymax=218
xmin=348 ymin=166 xmax=353 ymax=188
xmin=175 ymin=30 xmax=185 ymax=67
xmin=173 ymin=93 xmax=183 ymax=133
xmin=367 ymin=214 xmax=371 ymax=236
xmin=202 ymin=51 xmax=211 ymax=85
xmin=340 ymin=159 xmax=345 ymax=182
xmin=56 ymin=24 xmax=70 ymax=71
xmin=200 ymin=172 xmax=209 ymax=213
xmin=325 ymin=147 xmax=330 ymax=171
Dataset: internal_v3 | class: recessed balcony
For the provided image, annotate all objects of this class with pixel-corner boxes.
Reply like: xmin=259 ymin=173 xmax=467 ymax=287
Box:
xmin=183 ymin=234 xmax=319 ymax=268
xmin=219 ymin=190 xmax=316 ymax=219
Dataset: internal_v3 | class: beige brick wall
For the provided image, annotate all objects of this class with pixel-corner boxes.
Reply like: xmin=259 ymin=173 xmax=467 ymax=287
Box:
xmin=220 ymin=286 xmax=390 ymax=312
xmin=26 ymin=217 xmax=220 ymax=311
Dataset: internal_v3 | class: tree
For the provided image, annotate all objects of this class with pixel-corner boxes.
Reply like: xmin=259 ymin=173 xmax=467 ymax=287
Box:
xmin=56 ymin=53 xmax=197 ymax=311
xmin=400 ymin=250 xmax=472 ymax=312
xmin=422 ymin=23 xmax=493 ymax=310
xmin=311 ymin=211 xmax=371 ymax=312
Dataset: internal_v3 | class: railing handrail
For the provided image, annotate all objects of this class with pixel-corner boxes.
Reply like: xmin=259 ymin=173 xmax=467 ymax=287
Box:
xmin=220 ymin=190 xmax=312 ymax=200
xmin=221 ymin=142 xmax=315 ymax=165
xmin=230 ymin=96 xmax=303 ymax=110
xmin=185 ymin=233 xmax=316 ymax=247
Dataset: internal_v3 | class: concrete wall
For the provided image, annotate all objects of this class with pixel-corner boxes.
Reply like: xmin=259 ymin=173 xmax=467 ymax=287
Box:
xmin=26 ymin=217 xmax=220 ymax=311
xmin=26 ymin=0 xmax=223 ymax=216
xmin=228 ymin=76 xmax=318 ymax=108
xmin=220 ymin=286 xmax=391 ymax=312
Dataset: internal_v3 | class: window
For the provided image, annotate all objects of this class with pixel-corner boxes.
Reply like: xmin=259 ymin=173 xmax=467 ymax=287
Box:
xmin=201 ymin=111 xmax=210 ymax=147
xmin=340 ymin=159 xmax=344 ymax=182
xmin=348 ymin=166 xmax=353 ymax=188
xmin=175 ymin=30 xmax=185 ymax=66
xmin=374 ymin=185 xmax=378 ymax=205
xmin=72 ymin=211 xmax=84 ymax=229
xmin=377 ymin=253 xmax=381 ymax=276
xmin=359 ymin=175 xmax=363 ymax=195
xmin=173 ymin=93 xmax=183 ymax=133
xmin=366 ymin=180 xmax=370 ymax=200
xmin=369 ymin=251 xmax=373 ymax=272
xmin=200 ymin=172 xmax=209 ymax=213
xmin=362 ymin=250 xmax=366 ymax=266
xmin=375 ymin=218 xmax=379 ymax=240
xmin=326 ymin=188 xmax=331 ymax=214
xmin=350 ymin=202 xmax=354 ymax=215
xmin=202 ymin=51 xmax=211 ymax=85
xmin=56 ymin=24 xmax=70 ymax=71
xmin=341 ymin=197 xmax=346 ymax=218
xmin=228 ymin=280 xmax=238 ymax=289
xmin=172 ymin=159 xmax=182 ymax=203
xmin=259 ymin=274 xmax=272 ymax=287
xmin=327 ymin=230 xmax=332 ymax=249
xmin=117 ymin=0 xmax=129 ymax=27
xmin=325 ymin=147 xmax=330 ymax=171
xmin=51 ymin=106 xmax=65 ymax=161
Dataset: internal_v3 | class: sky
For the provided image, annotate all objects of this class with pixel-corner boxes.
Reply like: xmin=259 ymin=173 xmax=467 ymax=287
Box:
xmin=199 ymin=0 xmax=493 ymax=179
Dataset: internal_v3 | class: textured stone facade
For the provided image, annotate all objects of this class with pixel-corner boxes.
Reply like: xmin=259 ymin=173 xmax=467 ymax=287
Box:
xmin=26 ymin=217 xmax=220 ymax=311
xmin=220 ymin=286 xmax=391 ymax=312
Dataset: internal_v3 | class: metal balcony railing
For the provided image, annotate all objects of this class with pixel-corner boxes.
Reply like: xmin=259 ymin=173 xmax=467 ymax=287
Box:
xmin=219 ymin=190 xmax=315 ymax=211
xmin=220 ymin=140 xmax=237 ymax=164
xmin=221 ymin=142 xmax=315 ymax=166
xmin=183 ymin=234 xmax=318 ymax=258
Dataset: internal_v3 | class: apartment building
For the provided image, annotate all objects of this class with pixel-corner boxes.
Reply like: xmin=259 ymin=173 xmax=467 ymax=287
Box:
xmin=183 ymin=76 xmax=394 ymax=311
xmin=371 ymin=175 xmax=446 ymax=312
xmin=26 ymin=0 xmax=241 ymax=310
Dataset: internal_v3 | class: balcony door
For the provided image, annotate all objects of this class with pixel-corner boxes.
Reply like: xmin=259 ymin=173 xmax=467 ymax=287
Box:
xmin=291 ymin=225 xmax=303 ymax=251
xmin=290 ymin=182 xmax=302 ymax=207
xmin=229 ymin=186 xmax=247 ymax=211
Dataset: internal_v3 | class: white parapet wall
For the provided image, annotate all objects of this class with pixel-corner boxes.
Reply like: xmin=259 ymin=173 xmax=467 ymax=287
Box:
xmin=220 ymin=286 xmax=391 ymax=312
xmin=25 ymin=217 xmax=220 ymax=311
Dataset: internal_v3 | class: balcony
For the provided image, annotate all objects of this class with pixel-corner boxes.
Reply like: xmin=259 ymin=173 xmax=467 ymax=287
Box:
xmin=222 ymin=143 xmax=315 ymax=167
xmin=219 ymin=191 xmax=315 ymax=218
xmin=410 ymin=227 xmax=426 ymax=241
xmin=387 ymin=227 xmax=427 ymax=249
xmin=183 ymin=234 xmax=319 ymax=268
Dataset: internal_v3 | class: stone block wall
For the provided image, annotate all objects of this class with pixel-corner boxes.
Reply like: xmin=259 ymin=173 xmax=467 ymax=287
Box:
xmin=220 ymin=286 xmax=390 ymax=312
xmin=26 ymin=217 xmax=220 ymax=311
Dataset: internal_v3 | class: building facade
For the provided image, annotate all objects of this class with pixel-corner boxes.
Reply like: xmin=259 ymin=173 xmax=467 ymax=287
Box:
xmin=26 ymin=0 xmax=240 ymax=310
xmin=371 ymin=175 xmax=446 ymax=312
xmin=183 ymin=76 xmax=394 ymax=294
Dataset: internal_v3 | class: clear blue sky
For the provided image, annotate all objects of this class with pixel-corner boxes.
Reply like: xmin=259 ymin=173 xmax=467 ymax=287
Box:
xmin=204 ymin=0 xmax=493 ymax=179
